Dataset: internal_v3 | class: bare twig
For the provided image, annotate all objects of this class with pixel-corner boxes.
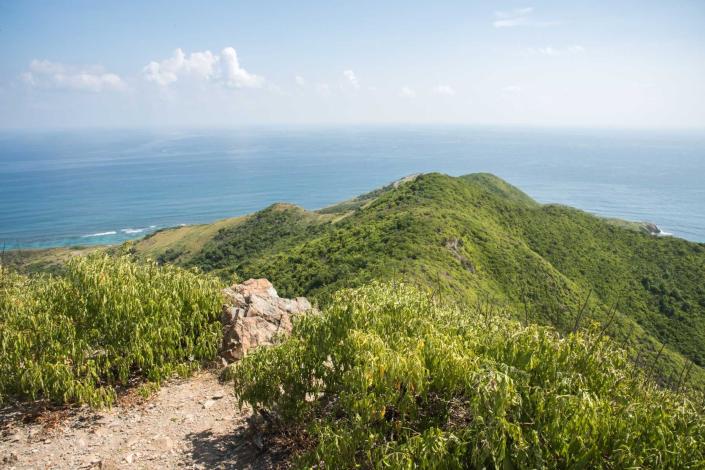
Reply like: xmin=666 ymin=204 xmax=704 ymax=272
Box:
xmin=674 ymin=360 xmax=690 ymax=393
xmin=677 ymin=360 xmax=695 ymax=393
xmin=521 ymin=290 xmax=530 ymax=327
xmin=649 ymin=342 xmax=666 ymax=383
xmin=573 ymin=290 xmax=592 ymax=333
xmin=591 ymin=293 xmax=622 ymax=351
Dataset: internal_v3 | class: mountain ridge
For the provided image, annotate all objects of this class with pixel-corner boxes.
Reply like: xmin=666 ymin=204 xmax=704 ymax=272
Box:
xmin=5 ymin=172 xmax=705 ymax=388
xmin=113 ymin=172 xmax=705 ymax=388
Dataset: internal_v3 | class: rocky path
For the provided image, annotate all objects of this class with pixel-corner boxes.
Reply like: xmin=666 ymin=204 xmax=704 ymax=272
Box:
xmin=0 ymin=371 xmax=277 ymax=469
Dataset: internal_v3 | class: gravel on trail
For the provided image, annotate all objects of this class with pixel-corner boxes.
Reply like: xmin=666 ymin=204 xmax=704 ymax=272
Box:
xmin=0 ymin=371 xmax=281 ymax=469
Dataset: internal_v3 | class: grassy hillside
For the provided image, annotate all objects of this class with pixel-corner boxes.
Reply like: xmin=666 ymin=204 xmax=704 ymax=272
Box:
xmin=128 ymin=172 xmax=705 ymax=388
xmin=121 ymin=215 xmax=249 ymax=265
xmin=186 ymin=204 xmax=333 ymax=279
xmin=1 ymin=246 xmax=99 ymax=275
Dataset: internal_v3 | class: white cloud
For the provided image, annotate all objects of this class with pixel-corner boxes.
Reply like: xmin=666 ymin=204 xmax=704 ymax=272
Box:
xmin=399 ymin=86 xmax=416 ymax=98
xmin=495 ymin=7 xmax=534 ymax=19
xmin=221 ymin=47 xmax=262 ymax=88
xmin=432 ymin=85 xmax=456 ymax=96
xmin=527 ymin=45 xmax=585 ymax=56
xmin=295 ymin=75 xmax=306 ymax=86
xmin=343 ymin=70 xmax=359 ymax=89
xmin=315 ymin=83 xmax=332 ymax=97
xmin=503 ymin=85 xmax=522 ymax=93
xmin=493 ymin=7 xmax=559 ymax=28
xmin=143 ymin=47 xmax=263 ymax=88
xmin=143 ymin=48 xmax=218 ymax=86
xmin=21 ymin=59 xmax=126 ymax=92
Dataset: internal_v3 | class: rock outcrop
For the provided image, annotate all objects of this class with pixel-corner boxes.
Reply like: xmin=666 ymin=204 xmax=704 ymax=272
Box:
xmin=220 ymin=279 xmax=312 ymax=363
xmin=644 ymin=222 xmax=661 ymax=235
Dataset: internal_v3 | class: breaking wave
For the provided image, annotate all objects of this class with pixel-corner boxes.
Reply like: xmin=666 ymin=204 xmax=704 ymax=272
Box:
xmin=82 ymin=231 xmax=117 ymax=238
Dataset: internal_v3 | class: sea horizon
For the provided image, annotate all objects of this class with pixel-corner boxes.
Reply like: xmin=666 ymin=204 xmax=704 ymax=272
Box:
xmin=2 ymin=125 xmax=704 ymax=249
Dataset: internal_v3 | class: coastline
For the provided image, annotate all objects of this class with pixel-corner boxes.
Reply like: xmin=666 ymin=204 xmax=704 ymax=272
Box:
xmin=3 ymin=214 xmax=677 ymax=254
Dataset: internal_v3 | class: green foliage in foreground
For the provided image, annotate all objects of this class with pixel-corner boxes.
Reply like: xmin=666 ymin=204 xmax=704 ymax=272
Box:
xmin=0 ymin=255 xmax=222 ymax=406
xmin=234 ymin=283 xmax=705 ymax=468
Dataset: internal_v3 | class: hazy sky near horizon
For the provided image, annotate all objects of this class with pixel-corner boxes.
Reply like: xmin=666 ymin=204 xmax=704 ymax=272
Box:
xmin=1 ymin=1 xmax=704 ymax=129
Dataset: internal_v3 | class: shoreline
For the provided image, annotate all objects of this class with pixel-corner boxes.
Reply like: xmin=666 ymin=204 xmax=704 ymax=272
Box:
xmin=3 ymin=217 xmax=684 ymax=254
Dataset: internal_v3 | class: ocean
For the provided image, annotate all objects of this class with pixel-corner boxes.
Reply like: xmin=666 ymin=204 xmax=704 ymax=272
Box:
xmin=1 ymin=126 xmax=704 ymax=248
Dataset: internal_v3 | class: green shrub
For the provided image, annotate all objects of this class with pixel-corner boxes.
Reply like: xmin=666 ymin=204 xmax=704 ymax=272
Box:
xmin=0 ymin=254 xmax=223 ymax=406
xmin=233 ymin=282 xmax=705 ymax=468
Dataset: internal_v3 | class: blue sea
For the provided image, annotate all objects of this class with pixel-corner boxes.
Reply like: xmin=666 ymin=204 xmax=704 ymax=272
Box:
xmin=1 ymin=126 xmax=704 ymax=248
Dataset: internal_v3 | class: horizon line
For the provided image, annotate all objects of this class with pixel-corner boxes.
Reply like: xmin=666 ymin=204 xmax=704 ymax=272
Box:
xmin=2 ymin=122 xmax=705 ymax=134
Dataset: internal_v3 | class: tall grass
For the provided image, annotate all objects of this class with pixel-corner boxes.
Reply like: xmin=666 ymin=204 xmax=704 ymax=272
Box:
xmin=233 ymin=282 xmax=705 ymax=468
xmin=0 ymin=254 xmax=222 ymax=406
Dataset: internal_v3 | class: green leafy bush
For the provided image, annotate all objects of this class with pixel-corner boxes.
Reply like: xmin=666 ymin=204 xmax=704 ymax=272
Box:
xmin=233 ymin=282 xmax=705 ymax=468
xmin=0 ymin=254 xmax=222 ymax=406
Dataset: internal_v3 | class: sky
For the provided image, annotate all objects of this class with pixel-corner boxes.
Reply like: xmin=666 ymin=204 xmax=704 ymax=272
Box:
xmin=1 ymin=0 xmax=704 ymax=129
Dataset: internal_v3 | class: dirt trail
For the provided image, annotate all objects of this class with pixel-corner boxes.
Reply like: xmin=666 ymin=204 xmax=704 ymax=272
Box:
xmin=0 ymin=371 xmax=278 ymax=469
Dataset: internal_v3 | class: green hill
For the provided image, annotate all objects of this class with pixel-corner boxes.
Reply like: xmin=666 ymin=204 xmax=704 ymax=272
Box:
xmin=128 ymin=172 xmax=705 ymax=388
xmin=4 ymin=172 xmax=705 ymax=466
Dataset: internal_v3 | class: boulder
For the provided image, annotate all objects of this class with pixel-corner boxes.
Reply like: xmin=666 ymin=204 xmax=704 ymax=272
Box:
xmin=219 ymin=279 xmax=312 ymax=363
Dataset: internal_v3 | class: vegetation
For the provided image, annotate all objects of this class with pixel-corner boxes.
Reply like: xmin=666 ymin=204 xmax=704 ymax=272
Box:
xmin=2 ymin=172 xmax=704 ymax=464
xmin=0 ymin=245 xmax=99 ymax=275
xmin=234 ymin=282 xmax=705 ymax=468
xmin=0 ymin=254 xmax=222 ymax=406
xmin=126 ymin=214 xmax=248 ymax=265
xmin=187 ymin=203 xmax=331 ymax=279
xmin=131 ymin=173 xmax=705 ymax=388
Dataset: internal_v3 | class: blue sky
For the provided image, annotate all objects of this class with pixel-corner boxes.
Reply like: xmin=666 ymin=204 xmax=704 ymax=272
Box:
xmin=1 ymin=0 xmax=704 ymax=128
